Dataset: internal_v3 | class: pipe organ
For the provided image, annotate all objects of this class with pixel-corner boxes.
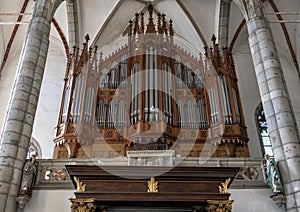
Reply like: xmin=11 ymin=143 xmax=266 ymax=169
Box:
xmin=53 ymin=4 xmax=249 ymax=159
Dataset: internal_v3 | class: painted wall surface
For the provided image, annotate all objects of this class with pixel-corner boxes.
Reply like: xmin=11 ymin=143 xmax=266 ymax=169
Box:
xmin=31 ymin=37 xmax=66 ymax=158
xmin=20 ymin=190 xmax=75 ymax=212
xmin=230 ymin=189 xmax=283 ymax=212
xmin=20 ymin=189 xmax=281 ymax=212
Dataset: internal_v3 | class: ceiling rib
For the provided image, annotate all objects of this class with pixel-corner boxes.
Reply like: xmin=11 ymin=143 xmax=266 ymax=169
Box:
xmin=175 ymin=0 xmax=208 ymax=47
xmin=268 ymin=0 xmax=299 ymax=76
xmin=91 ymin=0 xmax=125 ymax=48
xmin=0 ymin=0 xmax=29 ymax=78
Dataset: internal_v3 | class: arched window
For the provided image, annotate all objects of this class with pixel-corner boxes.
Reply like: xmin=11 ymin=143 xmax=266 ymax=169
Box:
xmin=96 ymin=99 xmax=105 ymax=128
xmin=256 ymin=104 xmax=273 ymax=157
xmin=26 ymin=137 xmax=42 ymax=159
xmin=106 ymin=100 xmax=116 ymax=128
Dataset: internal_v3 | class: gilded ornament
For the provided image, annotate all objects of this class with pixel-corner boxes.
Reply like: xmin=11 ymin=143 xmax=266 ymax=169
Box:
xmin=147 ymin=177 xmax=158 ymax=192
xmin=74 ymin=176 xmax=86 ymax=192
xmin=218 ymin=178 xmax=231 ymax=193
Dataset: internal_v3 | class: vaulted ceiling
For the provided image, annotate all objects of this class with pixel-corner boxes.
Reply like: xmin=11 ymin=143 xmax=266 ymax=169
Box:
xmin=1 ymin=0 xmax=299 ymax=71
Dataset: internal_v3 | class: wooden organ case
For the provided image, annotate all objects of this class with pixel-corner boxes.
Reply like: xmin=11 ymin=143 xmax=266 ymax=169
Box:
xmin=53 ymin=4 xmax=249 ymax=159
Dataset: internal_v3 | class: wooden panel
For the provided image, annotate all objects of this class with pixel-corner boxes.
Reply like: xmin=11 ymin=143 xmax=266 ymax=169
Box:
xmin=66 ymin=165 xmax=239 ymax=208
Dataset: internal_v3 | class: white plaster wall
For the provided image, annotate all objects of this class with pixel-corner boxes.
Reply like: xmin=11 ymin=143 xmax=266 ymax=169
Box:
xmin=20 ymin=189 xmax=281 ymax=212
xmin=233 ymin=41 xmax=263 ymax=158
xmin=31 ymin=36 xmax=66 ymax=158
xmin=230 ymin=189 xmax=283 ymax=212
xmin=20 ymin=190 xmax=75 ymax=212
xmin=0 ymin=54 xmax=19 ymax=134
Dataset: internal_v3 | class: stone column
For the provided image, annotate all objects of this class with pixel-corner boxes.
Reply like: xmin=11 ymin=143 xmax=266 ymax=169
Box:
xmin=0 ymin=0 xmax=63 ymax=211
xmin=233 ymin=0 xmax=300 ymax=211
xmin=66 ymin=0 xmax=79 ymax=47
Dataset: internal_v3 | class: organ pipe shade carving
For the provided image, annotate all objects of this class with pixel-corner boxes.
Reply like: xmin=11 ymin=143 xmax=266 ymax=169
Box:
xmin=53 ymin=4 xmax=249 ymax=159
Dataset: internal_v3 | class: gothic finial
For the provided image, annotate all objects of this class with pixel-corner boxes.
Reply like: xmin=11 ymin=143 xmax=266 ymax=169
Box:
xmin=148 ymin=3 xmax=153 ymax=17
xmin=211 ymin=34 xmax=216 ymax=45
xmin=99 ymin=51 xmax=103 ymax=62
xmin=134 ymin=13 xmax=140 ymax=35
xmin=129 ymin=20 xmax=133 ymax=36
xmin=94 ymin=45 xmax=98 ymax=54
xmin=140 ymin=12 xmax=145 ymax=33
xmin=157 ymin=13 xmax=162 ymax=33
xmin=169 ymin=19 xmax=174 ymax=36
xmin=162 ymin=14 xmax=168 ymax=35
xmin=72 ymin=45 xmax=76 ymax=54
xmin=85 ymin=34 xmax=90 ymax=43
xmin=89 ymin=47 xmax=92 ymax=58
xmin=146 ymin=3 xmax=156 ymax=33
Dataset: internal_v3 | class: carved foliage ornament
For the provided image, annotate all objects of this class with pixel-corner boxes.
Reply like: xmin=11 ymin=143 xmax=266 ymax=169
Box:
xmin=147 ymin=177 xmax=158 ymax=192
xmin=74 ymin=176 xmax=86 ymax=192
xmin=218 ymin=178 xmax=231 ymax=193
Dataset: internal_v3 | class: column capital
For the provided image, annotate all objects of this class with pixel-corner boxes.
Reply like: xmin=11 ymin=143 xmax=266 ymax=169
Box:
xmin=206 ymin=200 xmax=234 ymax=212
xmin=69 ymin=198 xmax=96 ymax=212
xmin=233 ymin=0 xmax=264 ymax=21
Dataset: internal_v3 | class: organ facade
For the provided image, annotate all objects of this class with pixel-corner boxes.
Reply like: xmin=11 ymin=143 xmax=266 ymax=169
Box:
xmin=53 ymin=4 xmax=249 ymax=159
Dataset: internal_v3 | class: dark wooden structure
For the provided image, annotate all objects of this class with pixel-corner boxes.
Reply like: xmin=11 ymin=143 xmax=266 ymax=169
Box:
xmin=66 ymin=165 xmax=239 ymax=211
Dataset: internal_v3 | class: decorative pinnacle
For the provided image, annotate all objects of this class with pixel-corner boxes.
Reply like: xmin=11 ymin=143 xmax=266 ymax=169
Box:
xmin=211 ymin=34 xmax=216 ymax=45
xmin=148 ymin=3 xmax=153 ymax=17
xmin=85 ymin=34 xmax=90 ymax=43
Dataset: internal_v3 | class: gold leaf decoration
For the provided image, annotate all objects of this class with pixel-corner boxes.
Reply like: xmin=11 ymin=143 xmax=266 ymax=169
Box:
xmin=218 ymin=178 xmax=231 ymax=193
xmin=147 ymin=177 xmax=158 ymax=192
xmin=74 ymin=176 xmax=86 ymax=192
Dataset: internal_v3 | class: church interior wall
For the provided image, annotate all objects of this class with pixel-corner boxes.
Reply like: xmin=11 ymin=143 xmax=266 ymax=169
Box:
xmin=31 ymin=37 xmax=66 ymax=158
xmin=19 ymin=189 xmax=282 ymax=212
